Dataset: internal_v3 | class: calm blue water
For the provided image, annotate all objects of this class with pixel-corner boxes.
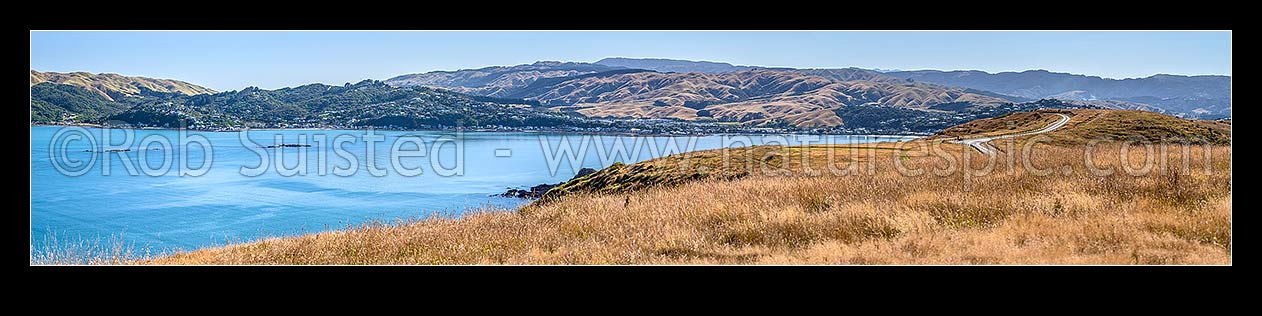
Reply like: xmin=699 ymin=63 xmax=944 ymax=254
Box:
xmin=30 ymin=126 xmax=916 ymax=254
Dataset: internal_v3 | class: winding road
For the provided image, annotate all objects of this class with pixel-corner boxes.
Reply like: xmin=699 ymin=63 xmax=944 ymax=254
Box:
xmin=951 ymin=113 xmax=1071 ymax=155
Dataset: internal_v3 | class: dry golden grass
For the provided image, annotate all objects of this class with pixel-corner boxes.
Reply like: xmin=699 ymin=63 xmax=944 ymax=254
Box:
xmin=1033 ymin=109 xmax=1230 ymax=145
xmin=31 ymin=232 xmax=149 ymax=265
xmin=152 ymin=138 xmax=1231 ymax=265
xmin=539 ymin=142 xmax=929 ymax=203
xmin=936 ymin=111 xmax=1062 ymax=139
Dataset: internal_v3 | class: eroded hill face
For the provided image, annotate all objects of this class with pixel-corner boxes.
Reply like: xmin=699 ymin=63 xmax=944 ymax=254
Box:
xmin=517 ymin=69 xmax=1009 ymax=128
xmin=30 ymin=70 xmax=216 ymax=101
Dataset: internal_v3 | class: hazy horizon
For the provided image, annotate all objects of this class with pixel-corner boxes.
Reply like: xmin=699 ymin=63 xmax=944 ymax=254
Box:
xmin=30 ymin=31 xmax=1232 ymax=91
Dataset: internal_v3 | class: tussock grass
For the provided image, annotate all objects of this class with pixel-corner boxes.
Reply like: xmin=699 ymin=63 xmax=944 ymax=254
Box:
xmin=152 ymin=139 xmax=1231 ymax=265
xmin=31 ymin=232 xmax=151 ymax=265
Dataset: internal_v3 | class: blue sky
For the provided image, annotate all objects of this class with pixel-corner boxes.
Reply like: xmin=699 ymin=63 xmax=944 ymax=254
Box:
xmin=30 ymin=31 xmax=1231 ymax=91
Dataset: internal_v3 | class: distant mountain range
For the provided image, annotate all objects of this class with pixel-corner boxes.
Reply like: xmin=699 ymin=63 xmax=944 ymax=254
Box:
xmin=594 ymin=57 xmax=758 ymax=73
xmin=386 ymin=57 xmax=1231 ymax=120
xmin=32 ymin=57 xmax=1230 ymax=133
xmin=883 ymin=69 xmax=1231 ymax=118
xmin=30 ymin=70 xmax=216 ymax=101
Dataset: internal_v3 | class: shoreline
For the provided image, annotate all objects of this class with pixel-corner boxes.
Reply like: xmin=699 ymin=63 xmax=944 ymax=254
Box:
xmin=30 ymin=123 xmax=927 ymax=139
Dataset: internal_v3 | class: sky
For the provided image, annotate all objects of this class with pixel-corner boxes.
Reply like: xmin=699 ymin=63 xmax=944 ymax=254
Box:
xmin=30 ymin=31 xmax=1231 ymax=91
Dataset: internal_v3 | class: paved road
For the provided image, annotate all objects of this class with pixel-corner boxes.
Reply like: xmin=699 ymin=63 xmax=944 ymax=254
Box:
xmin=951 ymin=113 xmax=1071 ymax=155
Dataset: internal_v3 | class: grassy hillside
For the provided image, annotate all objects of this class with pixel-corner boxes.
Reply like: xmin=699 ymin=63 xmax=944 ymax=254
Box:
xmin=536 ymin=143 xmax=924 ymax=204
xmin=935 ymin=109 xmax=1230 ymax=146
xmin=1033 ymin=109 xmax=1230 ymax=145
xmin=150 ymin=110 xmax=1231 ymax=264
xmin=935 ymin=111 xmax=1063 ymax=139
xmin=29 ymin=82 xmax=131 ymax=122
xmin=31 ymin=70 xmax=215 ymax=100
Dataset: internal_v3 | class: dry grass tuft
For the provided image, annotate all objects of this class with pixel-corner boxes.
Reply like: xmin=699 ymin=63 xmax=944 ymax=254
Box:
xmin=31 ymin=232 xmax=152 ymax=265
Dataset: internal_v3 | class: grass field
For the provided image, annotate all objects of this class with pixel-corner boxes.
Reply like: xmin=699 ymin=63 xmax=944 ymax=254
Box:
xmin=149 ymin=110 xmax=1231 ymax=264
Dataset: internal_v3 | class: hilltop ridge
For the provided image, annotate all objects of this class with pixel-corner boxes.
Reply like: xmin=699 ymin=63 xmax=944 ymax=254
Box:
xmin=31 ymin=70 xmax=215 ymax=100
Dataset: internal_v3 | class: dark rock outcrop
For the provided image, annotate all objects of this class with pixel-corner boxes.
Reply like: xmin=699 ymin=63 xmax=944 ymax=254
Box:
xmin=574 ymin=167 xmax=597 ymax=178
xmin=262 ymin=144 xmax=312 ymax=148
xmin=498 ymin=167 xmax=597 ymax=199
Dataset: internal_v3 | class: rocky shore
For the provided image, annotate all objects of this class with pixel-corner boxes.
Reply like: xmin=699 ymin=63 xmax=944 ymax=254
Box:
xmin=498 ymin=167 xmax=597 ymax=199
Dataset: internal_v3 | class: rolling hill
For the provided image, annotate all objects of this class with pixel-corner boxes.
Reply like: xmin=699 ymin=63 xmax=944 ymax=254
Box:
xmin=30 ymin=70 xmax=216 ymax=101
